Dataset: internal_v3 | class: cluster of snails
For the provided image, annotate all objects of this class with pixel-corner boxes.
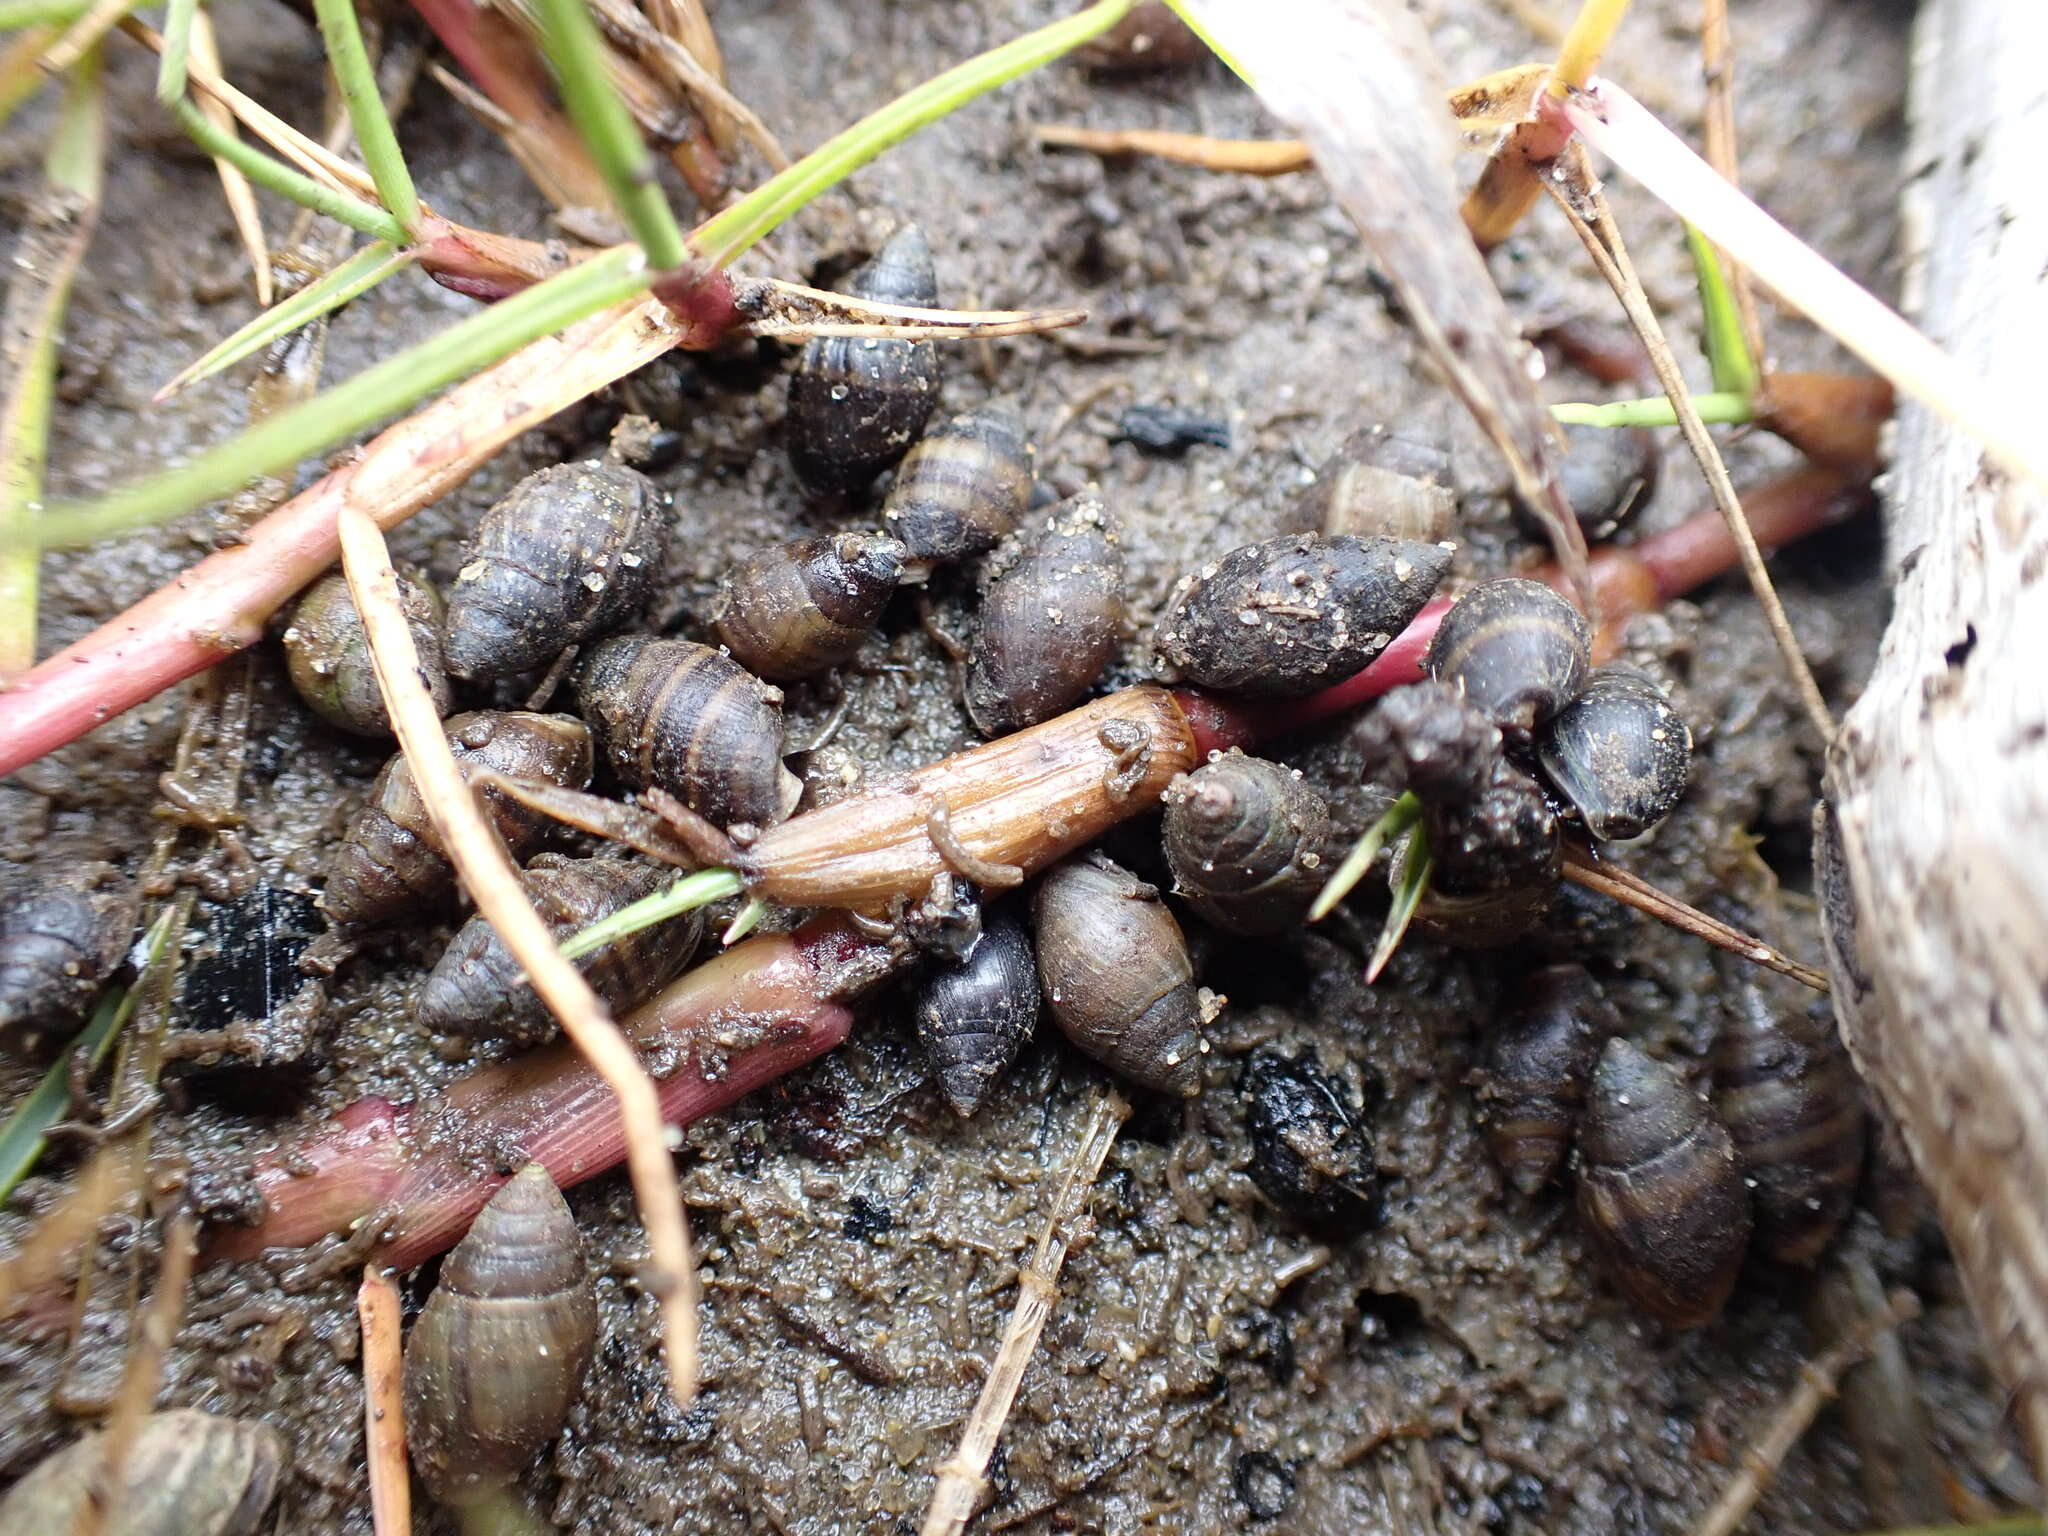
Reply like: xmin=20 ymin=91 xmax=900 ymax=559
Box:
xmin=1476 ymin=964 xmax=1867 ymax=1327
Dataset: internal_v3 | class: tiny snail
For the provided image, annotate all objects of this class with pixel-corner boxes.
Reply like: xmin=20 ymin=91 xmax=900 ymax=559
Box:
xmin=786 ymin=225 xmax=942 ymax=496
xmin=1535 ymin=667 xmax=1693 ymax=841
xmin=965 ymin=492 xmax=1126 ymax=737
xmin=417 ymin=855 xmax=704 ymax=1048
xmin=915 ymin=904 xmax=1040 ymax=1117
xmin=1575 ymin=1038 xmax=1752 ymax=1329
xmin=0 ymin=863 xmax=135 ymax=1053
xmin=0 ymin=1408 xmax=286 ymax=1536
xmin=441 ymin=459 xmax=669 ymax=684
xmin=1545 ymin=422 xmax=1659 ymax=541
xmin=1353 ymin=679 xmax=1503 ymax=805
xmin=1232 ymin=1450 xmax=1298 ymax=1523
xmin=575 ymin=634 xmax=800 ymax=830
xmin=1033 ymin=853 xmax=1209 ymax=1097
xmin=1072 ymin=0 xmax=1207 ymax=70
xmin=282 ymin=569 xmax=449 ymax=736
xmin=1713 ymin=983 xmax=1866 ymax=1266
xmin=1477 ymin=964 xmax=1616 ymax=1195
xmin=402 ymin=1164 xmax=598 ymax=1509
xmin=1413 ymin=757 xmax=1561 ymax=948
xmin=321 ymin=712 xmax=593 ymax=927
xmin=1241 ymin=1049 xmax=1380 ymax=1228
xmin=1425 ymin=577 xmax=1591 ymax=733
xmin=1294 ymin=428 xmax=1456 ymax=545
xmin=1155 ymin=533 xmax=1451 ymax=699
xmin=881 ymin=403 xmax=1034 ymax=573
xmin=1162 ymin=750 xmax=1331 ymax=935
xmin=709 ymin=530 xmax=907 ymax=682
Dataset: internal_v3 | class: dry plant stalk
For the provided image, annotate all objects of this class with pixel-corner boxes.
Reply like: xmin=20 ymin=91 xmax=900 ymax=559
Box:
xmin=358 ymin=1266 xmax=411 ymax=1536
xmin=187 ymin=12 xmax=271 ymax=306
xmin=1697 ymin=0 xmax=1765 ymax=370
xmin=1691 ymin=1287 xmax=1922 ymax=1536
xmin=1560 ymin=848 xmax=1828 ymax=991
xmin=1035 ymin=123 xmax=1312 ymax=174
xmin=1541 ymin=149 xmax=1836 ymax=743
xmin=336 ymin=505 xmax=701 ymax=1410
xmin=82 ymin=1205 xmax=197 ymax=1536
xmin=920 ymin=1090 xmax=1130 ymax=1536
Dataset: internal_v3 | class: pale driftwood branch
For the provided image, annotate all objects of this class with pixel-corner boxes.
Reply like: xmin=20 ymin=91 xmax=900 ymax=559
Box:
xmin=1817 ymin=0 xmax=2048 ymax=1472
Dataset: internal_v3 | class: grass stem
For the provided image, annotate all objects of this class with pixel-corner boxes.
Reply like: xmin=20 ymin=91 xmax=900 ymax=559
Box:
xmin=312 ymin=0 xmax=420 ymax=234
xmin=170 ymin=95 xmax=403 ymax=241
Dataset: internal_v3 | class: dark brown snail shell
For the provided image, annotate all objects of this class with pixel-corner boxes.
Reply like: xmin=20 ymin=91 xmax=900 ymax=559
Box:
xmin=0 ymin=863 xmax=134 ymax=1052
xmin=283 ymin=569 xmax=449 ymax=736
xmin=1425 ymin=577 xmax=1591 ymax=733
xmin=881 ymin=403 xmax=1034 ymax=572
xmin=417 ymin=855 xmax=704 ymax=1048
xmin=965 ymin=493 xmax=1125 ymax=737
xmin=915 ymin=905 xmax=1040 ymax=1117
xmin=1033 ymin=854 xmax=1207 ymax=1096
xmin=786 ymin=225 xmax=942 ymax=496
xmin=1575 ymin=1038 xmax=1752 ymax=1328
xmin=1156 ymin=533 xmax=1450 ymax=699
xmin=1549 ymin=422 xmax=1659 ymax=540
xmin=575 ymin=635 xmax=799 ymax=829
xmin=1713 ymin=985 xmax=1866 ymax=1266
xmin=402 ymin=1164 xmax=598 ymax=1508
xmin=1535 ymin=666 xmax=1692 ymax=841
xmin=709 ymin=531 xmax=907 ymax=682
xmin=1419 ymin=757 xmax=1560 ymax=917
xmin=0 ymin=1408 xmax=286 ymax=1536
xmin=442 ymin=460 xmax=669 ymax=683
xmin=1478 ymin=964 xmax=1616 ymax=1195
xmin=1241 ymin=1049 xmax=1380 ymax=1228
xmin=1162 ymin=751 xmax=1330 ymax=935
xmin=320 ymin=712 xmax=593 ymax=927
xmin=1294 ymin=428 xmax=1456 ymax=545
xmin=1072 ymin=0 xmax=1207 ymax=69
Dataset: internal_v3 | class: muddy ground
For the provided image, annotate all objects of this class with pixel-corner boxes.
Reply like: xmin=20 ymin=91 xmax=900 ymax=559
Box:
xmin=1 ymin=0 xmax=2035 ymax=1531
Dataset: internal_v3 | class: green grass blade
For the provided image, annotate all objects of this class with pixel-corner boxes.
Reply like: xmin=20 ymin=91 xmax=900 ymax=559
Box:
xmin=30 ymin=244 xmax=649 ymax=549
xmin=532 ymin=0 xmax=685 ymax=269
xmin=1160 ymin=0 xmax=1249 ymax=82
xmin=171 ymin=95 xmax=404 ymax=242
xmin=1364 ymin=825 xmax=1432 ymax=983
xmin=1686 ymin=221 xmax=1759 ymax=398
xmin=1309 ymin=791 xmax=1421 ymax=921
xmin=311 ymin=0 xmax=419 ymax=233
xmin=0 ymin=0 xmax=98 ymax=24
xmin=691 ymin=0 xmax=1137 ymax=268
xmin=560 ymin=868 xmax=744 ymax=961
xmin=156 ymin=241 xmax=411 ymax=400
xmin=154 ymin=0 xmax=196 ymax=103
xmin=0 ymin=905 xmax=176 ymax=1202
xmin=1552 ymin=390 xmax=1752 ymax=429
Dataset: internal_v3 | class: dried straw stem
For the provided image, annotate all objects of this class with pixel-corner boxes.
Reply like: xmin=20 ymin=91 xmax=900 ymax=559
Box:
xmin=358 ymin=1266 xmax=411 ymax=1536
xmin=85 ymin=1205 xmax=197 ymax=1536
xmin=336 ymin=505 xmax=700 ymax=1410
xmin=1697 ymin=0 xmax=1765 ymax=369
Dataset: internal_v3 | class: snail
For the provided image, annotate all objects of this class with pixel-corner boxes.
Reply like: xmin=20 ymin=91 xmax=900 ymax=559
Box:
xmin=1033 ymin=853 xmax=1210 ymax=1096
xmin=786 ymin=225 xmax=942 ymax=496
xmin=1240 ymin=1049 xmax=1380 ymax=1228
xmin=709 ymin=531 xmax=907 ymax=682
xmin=1425 ymin=577 xmax=1591 ymax=734
xmin=0 ymin=1408 xmax=286 ymax=1535
xmin=282 ymin=569 xmax=449 ymax=736
xmin=441 ymin=459 xmax=669 ymax=684
xmin=1476 ymin=963 xmax=1616 ymax=1195
xmin=1538 ymin=421 xmax=1659 ymax=541
xmin=402 ymin=1163 xmax=598 ymax=1508
xmin=0 ymin=863 xmax=135 ymax=1053
xmin=1072 ymin=0 xmax=1207 ymax=69
xmin=881 ymin=403 xmax=1034 ymax=574
xmin=914 ymin=904 xmax=1040 ymax=1117
xmin=1294 ymin=428 xmax=1456 ymax=545
xmin=1575 ymin=1038 xmax=1752 ymax=1328
xmin=965 ymin=493 xmax=1126 ymax=737
xmin=321 ymin=712 xmax=593 ymax=927
xmin=1534 ymin=667 xmax=1692 ymax=841
xmin=1713 ymin=983 xmax=1866 ymax=1266
xmin=1162 ymin=751 xmax=1330 ymax=935
xmin=1155 ymin=533 xmax=1450 ymax=699
xmin=417 ymin=855 xmax=704 ymax=1047
xmin=575 ymin=635 xmax=800 ymax=830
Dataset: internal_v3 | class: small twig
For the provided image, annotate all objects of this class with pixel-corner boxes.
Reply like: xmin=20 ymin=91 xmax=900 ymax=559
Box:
xmin=920 ymin=1090 xmax=1130 ymax=1536
xmin=587 ymin=0 xmax=788 ymax=170
xmin=745 ymin=278 xmax=1085 ymax=341
xmin=186 ymin=14 xmax=271 ymax=304
xmin=37 ymin=0 xmax=127 ymax=73
xmin=89 ymin=1204 xmax=197 ymax=1536
xmin=1543 ymin=151 xmax=1835 ymax=742
xmin=358 ymin=1266 xmax=411 ymax=1536
xmin=1560 ymin=845 xmax=1828 ymax=991
xmin=1035 ymin=122 xmax=1310 ymax=174
xmin=1691 ymin=1287 xmax=1921 ymax=1536
xmin=1697 ymin=0 xmax=1766 ymax=372
xmin=339 ymin=506 xmax=700 ymax=1410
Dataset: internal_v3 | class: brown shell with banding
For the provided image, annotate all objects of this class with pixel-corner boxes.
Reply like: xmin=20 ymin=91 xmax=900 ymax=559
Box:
xmin=575 ymin=634 xmax=798 ymax=830
xmin=1033 ymin=853 xmax=1206 ymax=1097
xmin=882 ymin=403 xmax=1034 ymax=571
xmin=0 ymin=863 xmax=135 ymax=1053
xmin=0 ymin=1408 xmax=287 ymax=1535
xmin=402 ymin=1164 xmax=598 ymax=1508
xmin=283 ymin=569 xmax=450 ymax=736
xmin=1425 ymin=577 xmax=1591 ymax=733
xmin=710 ymin=531 xmax=906 ymax=681
xmin=1477 ymin=964 xmax=1615 ymax=1195
xmin=1575 ymin=1038 xmax=1752 ymax=1328
xmin=1162 ymin=750 xmax=1330 ymax=935
xmin=1294 ymin=428 xmax=1456 ymax=544
xmin=321 ymin=712 xmax=593 ymax=927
